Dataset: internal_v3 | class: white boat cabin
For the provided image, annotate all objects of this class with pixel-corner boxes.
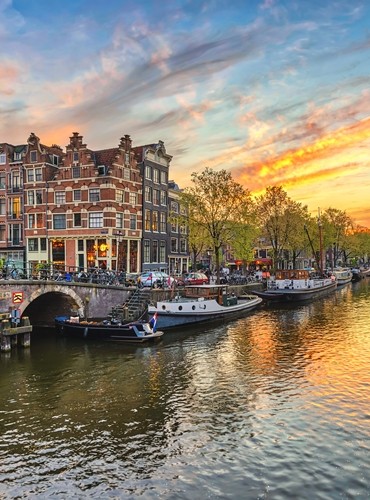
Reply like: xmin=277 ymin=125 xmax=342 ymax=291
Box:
xmin=267 ymin=269 xmax=333 ymax=290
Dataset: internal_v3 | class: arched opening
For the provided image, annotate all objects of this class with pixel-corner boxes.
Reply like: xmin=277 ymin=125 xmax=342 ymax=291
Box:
xmin=23 ymin=291 xmax=81 ymax=330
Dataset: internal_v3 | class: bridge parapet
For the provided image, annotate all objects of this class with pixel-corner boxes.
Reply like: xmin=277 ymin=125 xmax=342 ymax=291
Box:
xmin=0 ymin=280 xmax=133 ymax=326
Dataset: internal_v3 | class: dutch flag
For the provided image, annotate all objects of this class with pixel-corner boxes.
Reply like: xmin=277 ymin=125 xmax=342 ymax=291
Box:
xmin=149 ymin=312 xmax=158 ymax=332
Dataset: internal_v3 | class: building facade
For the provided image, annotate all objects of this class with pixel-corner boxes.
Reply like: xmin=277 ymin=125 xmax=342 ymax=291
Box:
xmin=0 ymin=132 xmax=190 ymax=275
xmin=168 ymin=181 xmax=189 ymax=275
xmin=134 ymin=141 xmax=172 ymax=273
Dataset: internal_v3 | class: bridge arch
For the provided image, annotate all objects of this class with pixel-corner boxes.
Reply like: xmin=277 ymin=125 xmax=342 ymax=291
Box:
xmin=23 ymin=288 xmax=85 ymax=328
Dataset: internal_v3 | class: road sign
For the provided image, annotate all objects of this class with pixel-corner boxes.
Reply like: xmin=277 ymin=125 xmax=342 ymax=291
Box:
xmin=12 ymin=291 xmax=24 ymax=304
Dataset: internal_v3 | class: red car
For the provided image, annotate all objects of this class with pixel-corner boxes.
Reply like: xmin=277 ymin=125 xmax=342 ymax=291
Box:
xmin=184 ymin=272 xmax=209 ymax=285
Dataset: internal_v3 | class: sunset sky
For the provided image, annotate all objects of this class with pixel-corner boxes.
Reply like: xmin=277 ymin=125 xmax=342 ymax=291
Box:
xmin=1 ymin=0 xmax=370 ymax=226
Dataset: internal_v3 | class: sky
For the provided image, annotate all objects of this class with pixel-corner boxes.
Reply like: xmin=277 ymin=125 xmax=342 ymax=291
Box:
xmin=1 ymin=0 xmax=370 ymax=227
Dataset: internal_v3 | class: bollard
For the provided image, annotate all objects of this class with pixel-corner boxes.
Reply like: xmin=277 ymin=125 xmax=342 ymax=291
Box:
xmin=21 ymin=316 xmax=31 ymax=327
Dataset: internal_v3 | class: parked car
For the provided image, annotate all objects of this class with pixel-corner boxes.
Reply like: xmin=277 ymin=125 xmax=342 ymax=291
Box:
xmin=138 ymin=271 xmax=175 ymax=288
xmin=184 ymin=272 xmax=209 ymax=285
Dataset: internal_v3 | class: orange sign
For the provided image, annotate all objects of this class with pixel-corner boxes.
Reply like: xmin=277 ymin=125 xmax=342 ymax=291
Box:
xmin=12 ymin=291 xmax=24 ymax=304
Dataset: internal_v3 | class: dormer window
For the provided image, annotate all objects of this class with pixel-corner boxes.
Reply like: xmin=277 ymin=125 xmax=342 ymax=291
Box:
xmin=30 ymin=151 xmax=37 ymax=162
xmin=14 ymin=152 xmax=22 ymax=161
xmin=0 ymin=154 xmax=5 ymax=164
xmin=52 ymin=155 xmax=59 ymax=166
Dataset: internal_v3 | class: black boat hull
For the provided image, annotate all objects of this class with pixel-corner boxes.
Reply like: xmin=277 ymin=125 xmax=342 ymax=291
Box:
xmin=55 ymin=316 xmax=164 ymax=343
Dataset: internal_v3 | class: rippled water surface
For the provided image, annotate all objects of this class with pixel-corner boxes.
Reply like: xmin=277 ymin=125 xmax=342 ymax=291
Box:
xmin=1 ymin=280 xmax=370 ymax=499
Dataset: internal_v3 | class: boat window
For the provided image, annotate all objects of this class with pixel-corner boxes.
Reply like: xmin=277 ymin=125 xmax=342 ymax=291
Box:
xmin=178 ymin=306 xmax=183 ymax=310
xmin=192 ymin=305 xmax=195 ymax=310
xmin=161 ymin=305 xmax=166 ymax=310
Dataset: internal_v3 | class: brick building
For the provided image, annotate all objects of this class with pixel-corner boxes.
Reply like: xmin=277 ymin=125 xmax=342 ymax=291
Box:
xmin=0 ymin=131 xmax=190 ymax=275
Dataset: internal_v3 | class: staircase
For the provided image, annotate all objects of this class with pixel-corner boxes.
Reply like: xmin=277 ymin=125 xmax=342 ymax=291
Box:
xmin=110 ymin=287 xmax=152 ymax=323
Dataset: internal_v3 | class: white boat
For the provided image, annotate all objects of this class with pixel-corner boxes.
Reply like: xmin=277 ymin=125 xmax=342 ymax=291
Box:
xmin=147 ymin=284 xmax=262 ymax=329
xmin=253 ymin=269 xmax=337 ymax=302
xmin=332 ymin=267 xmax=353 ymax=286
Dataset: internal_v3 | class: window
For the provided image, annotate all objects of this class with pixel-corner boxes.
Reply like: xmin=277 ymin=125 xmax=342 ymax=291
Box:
xmin=160 ymin=190 xmax=167 ymax=206
xmin=0 ymin=171 xmax=5 ymax=188
xmin=125 ymin=152 xmax=130 ymax=165
xmin=73 ymin=189 xmax=81 ymax=201
xmin=0 ymin=224 xmax=5 ymax=241
xmin=153 ymin=189 xmax=160 ymax=205
xmin=30 ymin=151 xmax=37 ymax=162
xmin=129 ymin=192 xmax=137 ymax=206
xmin=89 ymin=188 xmax=100 ymax=202
xmin=53 ymin=214 xmax=66 ymax=229
xmin=89 ymin=212 xmax=103 ymax=228
xmin=129 ymin=214 xmax=137 ymax=230
xmin=143 ymin=240 xmax=150 ymax=263
xmin=78 ymin=240 xmax=84 ymax=252
xmin=123 ymin=168 xmax=130 ymax=180
xmin=180 ymin=239 xmax=187 ymax=252
xmin=0 ymin=154 xmax=6 ymax=165
xmin=28 ymin=238 xmax=38 ymax=252
xmin=36 ymin=190 xmax=42 ymax=204
xmin=11 ymin=197 xmax=21 ymax=218
xmin=52 ymin=155 xmax=59 ymax=166
xmin=160 ymin=212 xmax=167 ymax=232
xmin=27 ymin=191 xmax=35 ymax=205
xmin=145 ymin=186 xmax=152 ymax=203
xmin=74 ymin=213 xmax=81 ymax=227
xmin=14 ymin=152 xmax=22 ymax=161
xmin=28 ymin=214 xmax=35 ymax=228
xmin=152 ymin=240 xmax=158 ymax=263
xmin=160 ymin=241 xmax=166 ymax=262
xmin=145 ymin=165 xmax=152 ymax=179
xmin=27 ymin=170 xmax=34 ymax=182
xmin=153 ymin=168 xmax=159 ymax=183
xmin=145 ymin=210 xmax=151 ymax=231
xmin=72 ymin=166 xmax=81 ymax=178
xmin=73 ymin=152 xmax=79 ymax=162
xmin=116 ymin=212 xmax=123 ymax=229
xmin=171 ymin=201 xmax=179 ymax=213
xmin=11 ymin=171 xmax=20 ymax=191
xmin=55 ymin=191 xmax=66 ymax=204
xmin=152 ymin=211 xmax=158 ymax=232
xmin=160 ymin=171 xmax=167 ymax=184
xmin=171 ymin=238 xmax=178 ymax=252
xmin=35 ymin=168 xmax=42 ymax=181
xmin=171 ymin=219 xmax=178 ymax=233
xmin=36 ymin=213 xmax=43 ymax=228
xmin=0 ymin=199 xmax=5 ymax=215
xmin=40 ymin=238 xmax=46 ymax=251
xmin=116 ymin=189 xmax=124 ymax=203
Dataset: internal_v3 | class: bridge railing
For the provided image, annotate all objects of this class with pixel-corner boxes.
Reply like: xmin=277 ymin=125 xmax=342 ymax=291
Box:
xmin=0 ymin=264 xmax=140 ymax=287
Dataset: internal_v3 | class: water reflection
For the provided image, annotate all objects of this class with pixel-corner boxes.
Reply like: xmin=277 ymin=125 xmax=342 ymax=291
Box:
xmin=1 ymin=280 xmax=370 ymax=498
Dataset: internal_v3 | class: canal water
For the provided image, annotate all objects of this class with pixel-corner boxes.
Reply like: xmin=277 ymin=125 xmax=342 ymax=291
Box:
xmin=1 ymin=280 xmax=370 ymax=499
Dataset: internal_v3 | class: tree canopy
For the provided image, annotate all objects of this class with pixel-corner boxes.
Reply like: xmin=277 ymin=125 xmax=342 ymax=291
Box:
xmin=179 ymin=168 xmax=255 ymax=281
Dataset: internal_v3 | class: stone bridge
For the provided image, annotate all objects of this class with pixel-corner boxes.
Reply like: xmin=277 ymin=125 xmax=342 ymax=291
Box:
xmin=0 ymin=280 xmax=133 ymax=328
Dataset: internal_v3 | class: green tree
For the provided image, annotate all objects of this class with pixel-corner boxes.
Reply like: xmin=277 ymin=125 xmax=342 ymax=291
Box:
xmin=256 ymin=186 xmax=309 ymax=270
xmin=322 ymin=208 xmax=353 ymax=267
xmin=180 ymin=168 xmax=255 ymax=283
